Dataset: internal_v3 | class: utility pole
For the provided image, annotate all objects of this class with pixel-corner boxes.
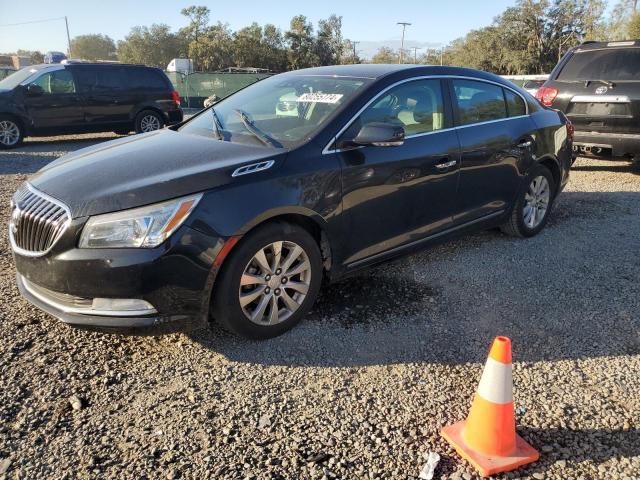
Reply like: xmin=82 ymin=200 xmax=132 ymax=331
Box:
xmin=352 ymin=40 xmax=359 ymax=62
xmin=412 ymin=47 xmax=421 ymax=64
xmin=397 ymin=22 xmax=411 ymax=64
xmin=440 ymin=46 xmax=444 ymax=66
xmin=65 ymin=16 xmax=71 ymax=57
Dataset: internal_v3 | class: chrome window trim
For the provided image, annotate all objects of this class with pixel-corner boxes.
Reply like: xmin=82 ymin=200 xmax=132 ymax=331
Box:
xmin=322 ymin=75 xmax=530 ymax=155
xmin=9 ymin=183 xmax=72 ymax=258
xmin=20 ymin=276 xmax=158 ymax=317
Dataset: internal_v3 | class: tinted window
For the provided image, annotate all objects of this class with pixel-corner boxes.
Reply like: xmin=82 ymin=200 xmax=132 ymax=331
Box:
xmin=453 ymin=79 xmax=506 ymax=125
xmin=523 ymin=80 xmax=544 ymax=89
xmin=557 ymin=48 xmax=640 ymax=81
xmin=342 ymin=79 xmax=446 ymax=140
xmin=127 ymin=68 xmax=168 ymax=90
xmin=31 ymin=70 xmax=76 ymax=94
xmin=504 ymin=89 xmax=526 ymax=117
xmin=74 ymin=67 xmax=125 ymax=92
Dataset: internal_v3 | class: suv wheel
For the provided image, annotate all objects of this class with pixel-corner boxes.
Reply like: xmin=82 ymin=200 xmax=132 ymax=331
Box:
xmin=211 ymin=222 xmax=323 ymax=339
xmin=501 ymin=164 xmax=556 ymax=238
xmin=0 ymin=117 xmax=23 ymax=149
xmin=135 ymin=110 xmax=164 ymax=134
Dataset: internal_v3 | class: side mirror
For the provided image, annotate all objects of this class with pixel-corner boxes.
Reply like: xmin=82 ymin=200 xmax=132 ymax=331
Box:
xmin=26 ymin=84 xmax=44 ymax=96
xmin=353 ymin=122 xmax=405 ymax=147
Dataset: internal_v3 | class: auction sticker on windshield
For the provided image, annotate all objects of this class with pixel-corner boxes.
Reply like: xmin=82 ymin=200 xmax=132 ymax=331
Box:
xmin=297 ymin=93 xmax=344 ymax=103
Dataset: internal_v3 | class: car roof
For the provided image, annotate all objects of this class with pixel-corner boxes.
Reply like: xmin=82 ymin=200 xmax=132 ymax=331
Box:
xmin=574 ymin=40 xmax=640 ymax=51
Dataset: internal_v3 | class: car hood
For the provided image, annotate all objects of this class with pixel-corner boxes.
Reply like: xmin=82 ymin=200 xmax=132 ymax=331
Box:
xmin=29 ymin=129 xmax=282 ymax=218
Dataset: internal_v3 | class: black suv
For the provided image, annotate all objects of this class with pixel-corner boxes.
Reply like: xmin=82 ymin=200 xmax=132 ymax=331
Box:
xmin=0 ymin=62 xmax=183 ymax=148
xmin=538 ymin=40 xmax=640 ymax=161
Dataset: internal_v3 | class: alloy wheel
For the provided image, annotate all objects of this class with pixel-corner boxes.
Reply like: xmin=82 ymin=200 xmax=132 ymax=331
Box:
xmin=140 ymin=115 xmax=161 ymax=132
xmin=239 ymin=241 xmax=311 ymax=326
xmin=0 ymin=120 xmax=20 ymax=147
xmin=523 ymin=175 xmax=550 ymax=229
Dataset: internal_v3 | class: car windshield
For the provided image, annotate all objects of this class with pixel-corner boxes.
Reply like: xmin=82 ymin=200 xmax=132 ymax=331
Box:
xmin=179 ymin=74 xmax=370 ymax=148
xmin=0 ymin=67 xmax=44 ymax=90
xmin=557 ymin=47 xmax=640 ymax=81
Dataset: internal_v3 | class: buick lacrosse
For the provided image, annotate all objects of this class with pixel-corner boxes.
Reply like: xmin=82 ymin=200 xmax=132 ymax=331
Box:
xmin=10 ymin=64 xmax=573 ymax=339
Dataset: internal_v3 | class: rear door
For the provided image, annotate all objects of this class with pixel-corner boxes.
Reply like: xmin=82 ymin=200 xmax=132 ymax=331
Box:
xmin=450 ymin=78 xmax=535 ymax=224
xmin=73 ymin=66 xmax=134 ymax=126
xmin=335 ymin=78 xmax=461 ymax=265
xmin=548 ymin=45 xmax=640 ymax=136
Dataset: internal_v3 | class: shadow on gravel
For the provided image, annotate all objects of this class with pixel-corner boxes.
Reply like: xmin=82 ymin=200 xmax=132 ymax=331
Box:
xmin=517 ymin=427 xmax=640 ymax=475
xmin=571 ymin=161 xmax=640 ymax=176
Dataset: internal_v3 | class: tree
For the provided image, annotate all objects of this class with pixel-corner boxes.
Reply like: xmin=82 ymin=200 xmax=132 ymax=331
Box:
xmin=608 ymin=0 xmax=636 ymax=40
xmin=628 ymin=12 xmax=640 ymax=38
xmin=285 ymin=15 xmax=318 ymax=69
xmin=180 ymin=5 xmax=211 ymax=69
xmin=70 ymin=34 xmax=116 ymax=61
xmin=16 ymin=50 xmax=44 ymax=64
xmin=370 ymin=47 xmax=398 ymax=64
xmin=117 ymin=24 xmax=183 ymax=68
xmin=314 ymin=15 xmax=344 ymax=65
xmin=191 ymin=22 xmax=233 ymax=71
xmin=340 ymin=40 xmax=361 ymax=64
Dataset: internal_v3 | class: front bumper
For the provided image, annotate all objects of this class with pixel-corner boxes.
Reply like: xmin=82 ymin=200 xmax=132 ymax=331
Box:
xmin=573 ymin=130 xmax=640 ymax=158
xmin=13 ymin=223 xmax=225 ymax=332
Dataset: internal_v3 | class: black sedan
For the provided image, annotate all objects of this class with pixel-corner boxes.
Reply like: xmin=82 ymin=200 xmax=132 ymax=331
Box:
xmin=9 ymin=64 xmax=573 ymax=339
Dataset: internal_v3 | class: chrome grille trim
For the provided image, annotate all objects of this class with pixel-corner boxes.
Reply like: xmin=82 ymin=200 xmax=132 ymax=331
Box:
xmin=9 ymin=183 xmax=71 ymax=257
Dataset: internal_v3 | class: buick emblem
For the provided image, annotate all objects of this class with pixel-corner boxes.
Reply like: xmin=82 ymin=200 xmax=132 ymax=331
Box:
xmin=595 ymin=86 xmax=608 ymax=95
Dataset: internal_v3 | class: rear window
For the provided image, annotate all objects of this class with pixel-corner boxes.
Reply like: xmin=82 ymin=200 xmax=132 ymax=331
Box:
xmin=126 ymin=67 xmax=169 ymax=90
xmin=557 ymin=47 xmax=640 ymax=81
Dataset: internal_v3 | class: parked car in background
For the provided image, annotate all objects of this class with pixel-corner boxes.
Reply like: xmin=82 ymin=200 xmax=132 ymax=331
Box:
xmin=9 ymin=64 xmax=572 ymax=338
xmin=0 ymin=62 xmax=183 ymax=148
xmin=537 ymin=40 xmax=640 ymax=161
xmin=44 ymin=51 xmax=67 ymax=64
xmin=523 ymin=79 xmax=546 ymax=96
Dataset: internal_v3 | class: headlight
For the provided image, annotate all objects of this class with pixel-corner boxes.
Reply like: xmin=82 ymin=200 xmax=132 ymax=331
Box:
xmin=79 ymin=194 xmax=202 ymax=248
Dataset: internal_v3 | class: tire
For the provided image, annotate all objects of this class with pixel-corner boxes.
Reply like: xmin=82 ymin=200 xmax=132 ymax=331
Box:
xmin=500 ymin=164 xmax=556 ymax=238
xmin=134 ymin=110 xmax=164 ymax=134
xmin=211 ymin=222 xmax=323 ymax=339
xmin=0 ymin=116 xmax=24 ymax=149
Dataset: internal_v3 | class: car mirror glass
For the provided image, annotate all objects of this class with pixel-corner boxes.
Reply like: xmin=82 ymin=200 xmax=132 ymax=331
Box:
xmin=352 ymin=122 xmax=405 ymax=147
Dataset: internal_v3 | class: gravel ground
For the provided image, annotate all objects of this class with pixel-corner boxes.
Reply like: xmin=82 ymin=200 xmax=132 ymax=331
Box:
xmin=1 ymin=133 xmax=639 ymax=480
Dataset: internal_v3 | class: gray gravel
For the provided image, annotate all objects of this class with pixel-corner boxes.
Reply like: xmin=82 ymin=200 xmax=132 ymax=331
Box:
xmin=1 ymin=133 xmax=639 ymax=480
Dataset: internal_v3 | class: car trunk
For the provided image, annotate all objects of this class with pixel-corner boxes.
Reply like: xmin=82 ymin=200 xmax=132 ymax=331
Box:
xmin=548 ymin=45 xmax=640 ymax=135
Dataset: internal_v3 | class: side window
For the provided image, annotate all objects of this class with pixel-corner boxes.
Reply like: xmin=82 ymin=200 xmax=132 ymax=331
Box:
xmin=75 ymin=67 xmax=125 ymax=92
xmin=31 ymin=70 xmax=76 ymax=94
xmin=504 ymin=89 xmax=526 ymax=117
xmin=453 ymin=79 xmax=507 ymax=126
xmin=341 ymin=79 xmax=445 ymax=141
xmin=127 ymin=68 xmax=167 ymax=90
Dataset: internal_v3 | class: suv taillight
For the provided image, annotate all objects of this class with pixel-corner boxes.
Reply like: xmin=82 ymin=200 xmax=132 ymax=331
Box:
xmin=171 ymin=90 xmax=181 ymax=107
xmin=535 ymin=87 xmax=559 ymax=107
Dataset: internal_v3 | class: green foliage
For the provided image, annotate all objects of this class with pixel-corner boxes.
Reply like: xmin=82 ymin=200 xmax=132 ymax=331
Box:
xmin=627 ymin=12 xmax=640 ymax=38
xmin=16 ymin=50 xmax=44 ymax=64
xmin=117 ymin=24 xmax=184 ymax=68
xmin=370 ymin=47 xmax=398 ymax=64
xmin=70 ymin=34 xmax=116 ymax=61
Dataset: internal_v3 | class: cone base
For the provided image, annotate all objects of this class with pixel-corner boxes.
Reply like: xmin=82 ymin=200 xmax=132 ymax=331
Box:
xmin=441 ymin=421 xmax=539 ymax=477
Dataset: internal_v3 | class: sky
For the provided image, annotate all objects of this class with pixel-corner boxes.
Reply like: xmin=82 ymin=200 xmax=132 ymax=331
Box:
xmin=0 ymin=0 xmax=558 ymax=59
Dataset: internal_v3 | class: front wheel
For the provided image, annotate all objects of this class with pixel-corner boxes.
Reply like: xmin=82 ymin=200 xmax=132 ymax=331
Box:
xmin=211 ymin=222 xmax=323 ymax=339
xmin=0 ymin=117 xmax=24 ymax=149
xmin=501 ymin=165 xmax=556 ymax=238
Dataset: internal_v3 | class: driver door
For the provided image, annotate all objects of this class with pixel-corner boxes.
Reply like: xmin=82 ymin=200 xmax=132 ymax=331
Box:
xmin=23 ymin=69 xmax=83 ymax=131
xmin=334 ymin=78 xmax=461 ymax=265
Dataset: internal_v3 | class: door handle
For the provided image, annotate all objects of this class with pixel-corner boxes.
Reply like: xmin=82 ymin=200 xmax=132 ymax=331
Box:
xmin=435 ymin=158 xmax=457 ymax=170
xmin=517 ymin=140 xmax=533 ymax=148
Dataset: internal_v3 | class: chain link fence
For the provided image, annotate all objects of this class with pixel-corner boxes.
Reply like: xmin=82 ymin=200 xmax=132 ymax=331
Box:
xmin=165 ymin=72 xmax=271 ymax=109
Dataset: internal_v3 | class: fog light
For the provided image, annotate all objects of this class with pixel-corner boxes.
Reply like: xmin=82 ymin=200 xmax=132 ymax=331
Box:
xmin=91 ymin=298 xmax=157 ymax=314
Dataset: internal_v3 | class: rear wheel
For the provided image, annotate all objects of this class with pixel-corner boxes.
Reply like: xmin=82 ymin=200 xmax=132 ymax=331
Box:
xmin=134 ymin=110 xmax=163 ymax=134
xmin=0 ymin=117 xmax=23 ymax=149
xmin=501 ymin=164 xmax=555 ymax=238
xmin=211 ymin=222 xmax=323 ymax=339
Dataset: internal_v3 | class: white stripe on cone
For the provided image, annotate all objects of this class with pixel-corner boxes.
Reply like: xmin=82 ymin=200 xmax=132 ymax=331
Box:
xmin=476 ymin=357 xmax=513 ymax=404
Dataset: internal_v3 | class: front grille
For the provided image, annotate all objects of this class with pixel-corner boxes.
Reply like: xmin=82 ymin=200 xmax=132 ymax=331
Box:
xmin=9 ymin=184 xmax=71 ymax=256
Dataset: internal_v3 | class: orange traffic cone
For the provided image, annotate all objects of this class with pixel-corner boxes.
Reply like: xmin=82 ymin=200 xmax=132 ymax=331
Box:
xmin=441 ymin=336 xmax=539 ymax=477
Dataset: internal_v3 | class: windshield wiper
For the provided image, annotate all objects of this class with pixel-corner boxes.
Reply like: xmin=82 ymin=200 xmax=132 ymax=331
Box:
xmin=210 ymin=107 xmax=224 ymax=141
xmin=584 ymin=79 xmax=615 ymax=88
xmin=232 ymin=109 xmax=283 ymax=148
